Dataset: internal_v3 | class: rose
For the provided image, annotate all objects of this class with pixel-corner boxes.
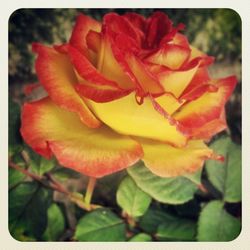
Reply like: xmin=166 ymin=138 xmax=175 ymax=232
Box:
xmin=20 ymin=11 xmax=237 ymax=178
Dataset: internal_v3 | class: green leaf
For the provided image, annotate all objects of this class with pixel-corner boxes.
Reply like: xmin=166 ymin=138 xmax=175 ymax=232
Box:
xmin=51 ymin=167 xmax=81 ymax=181
xmin=197 ymin=200 xmax=241 ymax=241
xmin=127 ymin=162 xmax=197 ymax=204
xmin=129 ymin=233 xmax=152 ymax=242
xmin=156 ymin=219 xmax=197 ymax=241
xmin=9 ymin=154 xmax=27 ymax=189
xmin=9 ymin=182 xmax=52 ymax=239
xmin=8 ymin=168 xmax=26 ymax=189
xmin=184 ymin=169 xmax=202 ymax=185
xmin=139 ymin=208 xmax=177 ymax=234
xmin=205 ymin=136 xmax=241 ymax=202
xmin=9 ymin=98 xmax=23 ymax=156
xmin=116 ymin=176 xmax=151 ymax=217
xmin=9 ymin=182 xmax=38 ymax=223
xmin=42 ymin=203 xmax=65 ymax=241
xmin=28 ymin=148 xmax=56 ymax=176
xmin=74 ymin=208 xmax=126 ymax=241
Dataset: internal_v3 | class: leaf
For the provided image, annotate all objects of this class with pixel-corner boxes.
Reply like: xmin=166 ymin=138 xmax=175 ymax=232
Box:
xmin=139 ymin=208 xmax=177 ymax=234
xmin=116 ymin=176 xmax=151 ymax=217
xmin=9 ymin=182 xmax=38 ymax=224
xmin=42 ymin=203 xmax=65 ymax=241
xmin=28 ymin=148 xmax=56 ymax=176
xmin=127 ymin=162 xmax=197 ymax=204
xmin=74 ymin=208 xmax=126 ymax=241
xmin=156 ymin=219 xmax=197 ymax=241
xmin=197 ymin=200 xmax=241 ymax=241
xmin=9 ymin=182 xmax=52 ymax=239
xmin=184 ymin=169 xmax=202 ymax=185
xmin=9 ymin=98 xmax=23 ymax=156
xmin=205 ymin=136 xmax=241 ymax=202
xmin=129 ymin=233 xmax=152 ymax=242
xmin=51 ymin=167 xmax=81 ymax=181
xmin=8 ymin=168 xmax=26 ymax=189
xmin=9 ymin=154 xmax=27 ymax=189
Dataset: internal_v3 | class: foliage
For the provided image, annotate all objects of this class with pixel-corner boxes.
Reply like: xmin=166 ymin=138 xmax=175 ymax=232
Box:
xmin=8 ymin=128 xmax=242 ymax=242
xmin=8 ymin=9 xmax=241 ymax=242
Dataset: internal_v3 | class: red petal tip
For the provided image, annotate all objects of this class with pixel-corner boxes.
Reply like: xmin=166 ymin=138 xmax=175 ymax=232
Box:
xmin=211 ymin=153 xmax=225 ymax=162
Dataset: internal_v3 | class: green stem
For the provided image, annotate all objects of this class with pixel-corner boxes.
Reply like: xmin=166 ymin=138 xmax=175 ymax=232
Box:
xmin=85 ymin=177 xmax=97 ymax=207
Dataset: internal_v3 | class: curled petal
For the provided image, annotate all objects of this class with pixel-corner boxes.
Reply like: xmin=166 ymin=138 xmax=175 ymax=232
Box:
xmin=32 ymin=43 xmax=100 ymax=128
xmin=189 ymin=45 xmax=205 ymax=59
xmin=125 ymin=54 xmax=164 ymax=94
xmin=180 ymin=67 xmax=211 ymax=96
xmin=180 ymin=84 xmax=218 ymax=102
xmin=145 ymin=11 xmax=173 ymax=49
xmin=20 ymin=98 xmax=143 ymax=178
xmin=146 ymin=44 xmax=191 ymax=70
xmin=158 ymin=62 xmax=199 ymax=97
xmin=86 ymin=30 xmax=102 ymax=53
xmin=178 ymin=67 xmax=218 ymax=102
xmin=137 ymin=138 xmax=213 ymax=177
xmin=123 ymin=12 xmax=147 ymax=33
xmin=66 ymin=44 xmax=121 ymax=89
xmin=97 ymin=35 xmax=136 ymax=90
xmin=69 ymin=13 xmax=101 ymax=58
xmin=190 ymin=110 xmax=227 ymax=140
xmin=171 ymin=32 xmax=190 ymax=48
xmin=103 ymin=13 xmax=141 ymax=44
xmin=75 ymin=84 xmax=132 ymax=102
xmin=154 ymin=93 xmax=184 ymax=115
xmin=174 ymin=76 xmax=237 ymax=128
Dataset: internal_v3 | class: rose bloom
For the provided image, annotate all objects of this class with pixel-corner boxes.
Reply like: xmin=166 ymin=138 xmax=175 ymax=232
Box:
xmin=20 ymin=12 xmax=237 ymax=178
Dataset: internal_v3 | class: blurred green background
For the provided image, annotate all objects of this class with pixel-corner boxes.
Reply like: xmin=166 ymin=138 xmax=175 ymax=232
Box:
xmin=9 ymin=8 xmax=242 ymax=142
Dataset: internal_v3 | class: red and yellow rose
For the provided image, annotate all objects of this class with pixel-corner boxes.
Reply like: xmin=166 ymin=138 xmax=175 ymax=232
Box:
xmin=20 ymin=12 xmax=237 ymax=178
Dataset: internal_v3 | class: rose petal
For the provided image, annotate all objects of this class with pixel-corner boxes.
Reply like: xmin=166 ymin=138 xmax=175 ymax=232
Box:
xmin=86 ymin=93 xmax=187 ymax=147
xmin=178 ymin=67 xmax=218 ymax=102
xmin=158 ymin=62 xmax=199 ymax=97
xmin=123 ymin=12 xmax=146 ymax=33
xmin=180 ymin=67 xmax=210 ymax=95
xmin=172 ymin=32 xmax=190 ymax=48
xmin=145 ymin=11 xmax=173 ymax=49
xmin=137 ymin=138 xmax=213 ymax=177
xmin=103 ymin=13 xmax=141 ymax=44
xmin=32 ymin=43 xmax=100 ymax=128
xmin=146 ymin=44 xmax=191 ymax=70
xmin=190 ymin=110 xmax=227 ymax=140
xmin=69 ymin=13 xmax=101 ymax=58
xmin=125 ymin=54 xmax=164 ymax=94
xmin=97 ymin=35 xmax=135 ymax=90
xmin=20 ymin=98 xmax=143 ymax=178
xmin=66 ymin=44 xmax=121 ymax=89
xmin=155 ymin=93 xmax=183 ymax=115
xmin=174 ymin=76 xmax=237 ymax=128
xmin=86 ymin=30 xmax=102 ymax=53
xmin=75 ymin=83 xmax=132 ymax=102
xmin=189 ymin=45 xmax=205 ymax=59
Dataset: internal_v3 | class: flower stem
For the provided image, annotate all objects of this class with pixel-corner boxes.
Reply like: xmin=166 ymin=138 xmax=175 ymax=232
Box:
xmin=9 ymin=159 xmax=101 ymax=211
xmin=85 ymin=177 xmax=97 ymax=207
